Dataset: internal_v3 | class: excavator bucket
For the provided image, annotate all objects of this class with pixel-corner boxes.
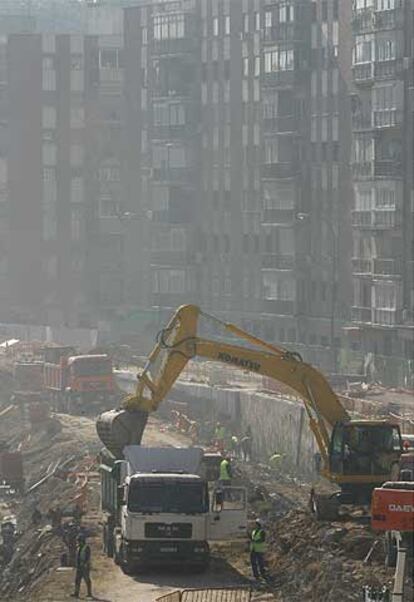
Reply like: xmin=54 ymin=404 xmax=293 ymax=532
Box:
xmin=96 ymin=409 xmax=148 ymax=458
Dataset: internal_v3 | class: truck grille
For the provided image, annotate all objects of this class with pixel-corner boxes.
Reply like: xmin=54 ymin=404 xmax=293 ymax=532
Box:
xmin=145 ymin=522 xmax=192 ymax=539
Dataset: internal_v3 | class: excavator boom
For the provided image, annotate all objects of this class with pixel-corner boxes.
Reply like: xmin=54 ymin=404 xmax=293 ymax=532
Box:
xmin=97 ymin=305 xmax=348 ymax=461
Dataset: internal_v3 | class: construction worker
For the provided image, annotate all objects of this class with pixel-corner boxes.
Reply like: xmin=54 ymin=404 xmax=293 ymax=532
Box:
xmin=71 ymin=534 xmax=92 ymax=599
xmin=269 ymin=451 xmax=283 ymax=471
xmin=241 ymin=427 xmax=253 ymax=462
xmin=218 ymin=455 xmax=232 ymax=486
xmin=250 ymin=518 xmax=267 ymax=581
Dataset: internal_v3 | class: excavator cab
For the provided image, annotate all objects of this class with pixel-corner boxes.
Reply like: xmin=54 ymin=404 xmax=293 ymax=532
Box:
xmin=329 ymin=421 xmax=402 ymax=490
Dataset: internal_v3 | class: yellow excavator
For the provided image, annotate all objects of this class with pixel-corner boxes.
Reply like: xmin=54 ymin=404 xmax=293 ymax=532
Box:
xmin=96 ymin=305 xmax=402 ymax=519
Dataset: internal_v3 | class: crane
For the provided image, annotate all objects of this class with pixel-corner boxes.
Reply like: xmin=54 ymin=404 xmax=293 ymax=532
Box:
xmin=97 ymin=305 xmax=402 ymax=518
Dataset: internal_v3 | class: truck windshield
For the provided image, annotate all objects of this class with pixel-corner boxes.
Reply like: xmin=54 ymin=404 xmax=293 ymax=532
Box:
xmin=71 ymin=359 xmax=111 ymax=376
xmin=128 ymin=481 xmax=207 ymax=514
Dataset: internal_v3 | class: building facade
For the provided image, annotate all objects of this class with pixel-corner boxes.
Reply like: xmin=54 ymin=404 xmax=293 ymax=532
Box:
xmin=350 ymin=0 xmax=414 ymax=374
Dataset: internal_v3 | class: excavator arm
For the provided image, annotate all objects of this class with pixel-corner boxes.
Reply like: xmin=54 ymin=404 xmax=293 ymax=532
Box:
xmin=121 ymin=305 xmax=348 ymax=464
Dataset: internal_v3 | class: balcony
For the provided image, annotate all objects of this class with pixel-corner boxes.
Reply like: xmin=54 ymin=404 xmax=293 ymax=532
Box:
xmin=352 ymin=63 xmax=373 ymax=84
xmin=262 ymin=209 xmax=295 ymax=224
xmin=150 ymin=250 xmax=189 ymax=266
xmin=262 ymin=299 xmax=295 ymax=316
xmin=263 ymin=70 xmax=295 ymax=88
xmin=352 ymin=306 xmax=372 ymax=323
xmin=261 ymin=254 xmax=295 ymax=270
xmin=262 ymin=162 xmax=297 ymax=179
xmin=352 ymin=258 xmax=372 ymax=274
xmin=373 ymin=109 xmax=402 ymax=129
xmin=352 ymin=160 xmax=403 ymax=179
xmin=373 ymin=308 xmax=401 ymax=326
xmin=152 ymin=37 xmax=197 ymax=56
xmin=374 ymin=59 xmax=403 ymax=80
xmin=373 ymin=258 xmax=402 ymax=276
xmin=264 ymin=23 xmax=295 ymax=44
xmin=352 ymin=9 xmax=374 ymax=34
xmin=152 ymin=124 xmax=193 ymax=141
xmin=352 ymin=209 xmax=401 ymax=229
xmin=374 ymin=9 xmax=402 ymax=31
xmin=352 ymin=113 xmax=372 ymax=131
xmin=152 ymin=166 xmax=193 ymax=183
xmin=263 ymin=116 xmax=298 ymax=134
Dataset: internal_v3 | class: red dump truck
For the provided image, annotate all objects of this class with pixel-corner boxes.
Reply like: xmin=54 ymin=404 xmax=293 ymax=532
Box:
xmin=43 ymin=346 xmax=117 ymax=413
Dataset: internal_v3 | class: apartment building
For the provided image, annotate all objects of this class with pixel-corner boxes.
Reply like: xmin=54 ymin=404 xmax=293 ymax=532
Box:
xmin=121 ymin=0 xmax=355 ymax=366
xmin=350 ymin=0 xmax=414 ymax=367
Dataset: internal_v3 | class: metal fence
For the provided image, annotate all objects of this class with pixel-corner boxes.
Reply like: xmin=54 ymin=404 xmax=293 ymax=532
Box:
xmin=156 ymin=588 xmax=251 ymax=602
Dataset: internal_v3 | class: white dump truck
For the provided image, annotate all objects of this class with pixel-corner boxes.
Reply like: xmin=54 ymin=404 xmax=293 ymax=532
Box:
xmin=100 ymin=446 xmax=247 ymax=573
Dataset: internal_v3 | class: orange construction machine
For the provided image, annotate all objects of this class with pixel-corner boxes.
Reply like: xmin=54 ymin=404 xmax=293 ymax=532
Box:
xmin=371 ymin=453 xmax=413 ymax=602
xmin=43 ymin=346 xmax=117 ymax=413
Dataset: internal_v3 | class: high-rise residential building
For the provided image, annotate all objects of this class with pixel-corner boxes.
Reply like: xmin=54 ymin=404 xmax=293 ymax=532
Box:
xmin=121 ymin=0 xmax=354 ymax=374
xmin=0 ymin=7 xmax=125 ymax=327
xmin=350 ymin=0 xmax=414 ymax=374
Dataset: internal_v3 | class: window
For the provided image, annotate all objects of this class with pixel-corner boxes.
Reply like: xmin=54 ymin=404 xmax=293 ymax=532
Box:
xmin=254 ymin=56 xmax=260 ymax=77
xmin=265 ymin=10 xmax=272 ymax=28
xmin=71 ymin=206 xmax=82 ymax=241
xmin=279 ymin=4 xmax=294 ymax=23
xmin=263 ymin=273 xmax=295 ymax=300
xmin=321 ymin=0 xmax=328 ymax=21
xmin=376 ymin=38 xmax=396 ymax=61
xmin=355 ymin=0 xmax=374 ymax=8
xmin=213 ymin=16 xmax=219 ymax=36
xmin=243 ymin=57 xmax=249 ymax=77
xmin=255 ymin=12 xmax=260 ymax=30
xmin=71 ymin=177 xmax=84 ymax=203
xmin=354 ymin=185 xmax=373 ymax=211
xmin=42 ymin=142 xmax=56 ymax=166
xmin=224 ymin=15 xmax=230 ymax=35
xmin=99 ymin=48 xmax=120 ymax=69
xmin=353 ymin=35 xmax=372 ymax=64
xmin=264 ymin=138 xmax=279 ymax=164
xmin=243 ymin=13 xmax=249 ymax=33
xmin=42 ymin=106 xmax=56 ymax=129
xmin=264 ymin=48 xmax=294 ymax=72
xmin=373 ymin=282 xmax=397 ymax=309
xmin=42 ymin=57 xmax=56 ymax=91
xmin=376 ymin=0 xmax=396 ymax=10
xmin=353 ymin=134 xmax=373 ymax=163
xmin=154 ymin=14 xmax=185 ymax=40
xmin=70 ymin=144 xmax=84 ymax=167
xmin=153 ymin=269 xmax=186 ymax=294
xmin=376 ymin=185 xmax=397 ymax=208
xmin=70 ymin=107 xmax=84 ymax=129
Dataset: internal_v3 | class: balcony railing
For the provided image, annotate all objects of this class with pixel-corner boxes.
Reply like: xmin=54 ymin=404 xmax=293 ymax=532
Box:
xmin=261 ymin=254 xmax=295 ymax=270
xmin=374 ymin=59 xmax=403 ymax=80
xmin=152 ymin=124 xmax=193 ymax=140
xmin=262 ymin=209 xmax=295 ymax=224
xmin=263 ymin=70 xmax=295 ymax=88
xmin=352 ymin=114 xmax=372 ymax=131
xmin=352 ymin=306 xmax=372 ymax=323
xmin=262 ymin=299 xmax=295 ymax=316
xmin=374 ymin=160 xmax=402 ymax=178
xmin=152 ymin=37 xmax=197 ymax=56
xmin=264 ymin=23 xmax=295 ymax=44
xmin=152 ymin=166 xmax=193 ymax=183
xmin=352 ymin=209 xmax=401 ymax=229
xmin=262 ymin=162 xmax=297 ymax=179
xmin=352 ymin=160 xmax=403 ymax=178
xmin=150 ymin=250 xmax=189 ymax=266
xmin=373 ymin=109 xmax=402 ymax=128
xmin=263 ymin=115 xmax=297 ymax=134
xmin=373 ymin=258 xmax=402 ymax=276
xmin=372 ymin=308 xmax=401 ymax=326
xmin=352 ymin=63 xmax=373 ymax=83
xmin=352 ymin=258 xmax=372 ymax=274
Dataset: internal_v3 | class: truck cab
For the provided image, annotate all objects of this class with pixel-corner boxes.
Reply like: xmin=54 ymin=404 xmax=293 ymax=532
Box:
xmin=100 ymin=447 xmax=247 ymax=574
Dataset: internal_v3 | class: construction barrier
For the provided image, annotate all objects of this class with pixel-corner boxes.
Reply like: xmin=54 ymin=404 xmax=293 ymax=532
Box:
xmin=156 ymin=588 xmax=251 ymax=602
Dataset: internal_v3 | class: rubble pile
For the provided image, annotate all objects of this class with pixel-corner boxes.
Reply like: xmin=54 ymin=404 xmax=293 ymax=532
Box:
xmin=264 ymin=509 xmax=411 ymax=602
xmin=0 ymin=411 xmax=100 ymax=600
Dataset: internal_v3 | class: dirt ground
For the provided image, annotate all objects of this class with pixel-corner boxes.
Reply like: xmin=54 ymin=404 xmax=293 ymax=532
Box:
xmin=1 ymin=384 xmax=412 ymax=602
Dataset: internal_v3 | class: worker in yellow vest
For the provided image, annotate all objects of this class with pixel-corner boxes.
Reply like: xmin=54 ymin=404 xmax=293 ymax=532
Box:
xmin=250 ymin=518 xmax=267 ymax=580
xmin=218 ymin=456 xmax=232 ymax=486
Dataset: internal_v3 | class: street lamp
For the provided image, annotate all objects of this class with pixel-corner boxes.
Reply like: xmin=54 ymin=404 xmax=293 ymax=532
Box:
xmin=296 ymin=212 xmax=338 ymax=374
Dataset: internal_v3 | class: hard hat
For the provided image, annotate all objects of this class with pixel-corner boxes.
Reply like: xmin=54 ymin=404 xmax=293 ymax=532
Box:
xmin=255 ymin=517 xmax=262 ymax=525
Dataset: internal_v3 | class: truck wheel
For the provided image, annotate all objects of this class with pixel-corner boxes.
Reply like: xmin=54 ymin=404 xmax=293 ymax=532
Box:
xmin=385 ymin=532 xmax=397 ymax=568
